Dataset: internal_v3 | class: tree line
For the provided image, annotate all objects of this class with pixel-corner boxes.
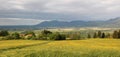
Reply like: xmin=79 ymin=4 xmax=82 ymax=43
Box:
xmin=0 ymin=30 xmax=120 ymax=40
xmin=0 ymin=30 xmax=66 ymax=40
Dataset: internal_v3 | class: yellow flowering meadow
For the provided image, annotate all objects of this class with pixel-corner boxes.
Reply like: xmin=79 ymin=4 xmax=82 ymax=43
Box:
xmin=0 ymin=39 xmax=120 ymax=57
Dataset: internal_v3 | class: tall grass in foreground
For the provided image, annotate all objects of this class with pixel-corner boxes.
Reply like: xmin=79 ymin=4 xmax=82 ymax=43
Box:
xmin=25 ymin=50 xmax=120 ymax=57
xmin=0 ymin=39 xmax=120 ymax=57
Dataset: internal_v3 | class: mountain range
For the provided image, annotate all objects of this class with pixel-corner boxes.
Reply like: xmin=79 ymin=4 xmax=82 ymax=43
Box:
xmin=35 ymin=17 xmax=120 ymax=28
xmin=1 ymin=17 xmax=120 ymax=29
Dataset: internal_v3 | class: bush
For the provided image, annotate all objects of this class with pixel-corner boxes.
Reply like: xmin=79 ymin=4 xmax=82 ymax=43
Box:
xmin=0 ymin=30 xmax=9 ymax=36
xmin=41 ymin=30 xmax=52 ymax=36
xmin=11 ymin=32 xmax=21 ymax=39
xmin=35 ymin=34 xmax=47 ymax=40
xmin=34 ymin=30 xmax=53 ymax=40
xmin=0 ymin=36 xmax=13 ymax=40
xmin=0 ymin=37 xmax=8 ymax=40
xmin=5 ymin=36 xmax=14 ymax=40
xmin=69 ymin=33 xmax=81 ymax=40
xmin=49 ymin=32 xmax=66 ymax=40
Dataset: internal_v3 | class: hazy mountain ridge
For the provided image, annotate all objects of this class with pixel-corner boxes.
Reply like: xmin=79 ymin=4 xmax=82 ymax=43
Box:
xmin=35 ymin=20 xmax=104 ymax=27
xmin=35 ymin=17 xmax=120 ymax=28
xmin=100 ymin=17 xmax=120 ymax=27
xmin=1 ymin=17 xmax=120 ymax=29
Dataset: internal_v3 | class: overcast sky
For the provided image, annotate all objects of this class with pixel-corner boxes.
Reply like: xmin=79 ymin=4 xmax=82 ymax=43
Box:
xmin=0 ymin=0 xmax=120 ymax=25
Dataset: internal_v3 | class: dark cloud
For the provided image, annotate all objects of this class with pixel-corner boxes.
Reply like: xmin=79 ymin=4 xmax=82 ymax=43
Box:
xmin=0 ymin=0 xmax=120 ymax=25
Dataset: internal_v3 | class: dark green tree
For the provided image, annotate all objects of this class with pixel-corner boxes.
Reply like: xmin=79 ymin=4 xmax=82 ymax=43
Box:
xmin=101 ymin=33 xmax=105 ymax=38
xmin=113 ymin=30 xmax=118 ymax=38
xmin=87 ymin=33 xmax=91 ymax=38
xmin=12 ymin=32 xmax=21 ymax=39
xmin=117 ymin=30 xmax=120 ymax=38
xmin=98 ymin=31 xmax=102 ymax=38
xmin=0 ymin=30 xmax=9 ymax=36
xmin=93 ymin=32 xmax=97 ymax=38
xmin=49 ymin=32 xmax=66 ymax=40
xmin=41 ymin=30 xmax=52 ymax=36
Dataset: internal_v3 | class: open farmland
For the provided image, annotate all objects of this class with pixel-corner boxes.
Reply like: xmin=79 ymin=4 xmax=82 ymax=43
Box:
xmin=0 ymin=39 xmax=120 ymax=57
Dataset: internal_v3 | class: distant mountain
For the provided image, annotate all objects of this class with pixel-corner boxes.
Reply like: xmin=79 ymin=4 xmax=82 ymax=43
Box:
xmin=35 ymin=20 xmax=103 ymax=28
xmin=35 ymin=17 xmax=120 ymax=28
xmin=101 ymin=17 xmax=120 ymax=27
xmin=0 ymin=25 xmax=34 ymax=30
xmin=1 ymin=17 xmax=120 ymax=30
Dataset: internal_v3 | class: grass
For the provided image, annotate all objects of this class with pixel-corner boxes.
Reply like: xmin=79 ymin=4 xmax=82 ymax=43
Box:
xmin=0 ymin=39 xmax=120 ymax=57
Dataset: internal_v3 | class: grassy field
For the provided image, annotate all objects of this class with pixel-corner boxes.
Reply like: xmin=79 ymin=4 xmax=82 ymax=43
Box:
xmin=0 ymin=39 xmax=120 ymax=57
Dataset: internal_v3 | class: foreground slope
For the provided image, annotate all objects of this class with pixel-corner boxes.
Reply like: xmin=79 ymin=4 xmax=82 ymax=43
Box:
xmin=0 ymin=39 xmax=120 ymax=57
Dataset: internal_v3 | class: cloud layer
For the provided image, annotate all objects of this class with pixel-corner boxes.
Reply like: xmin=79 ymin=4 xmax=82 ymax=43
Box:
xmin=0 ymin=0 xmax=120 ymax=25
xmin=0 ymin=18 xmax=44 ymax=25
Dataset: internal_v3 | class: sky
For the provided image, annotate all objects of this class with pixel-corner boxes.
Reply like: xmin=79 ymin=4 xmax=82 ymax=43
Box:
xmin=0 ymin=0 xmax=120 ymax=25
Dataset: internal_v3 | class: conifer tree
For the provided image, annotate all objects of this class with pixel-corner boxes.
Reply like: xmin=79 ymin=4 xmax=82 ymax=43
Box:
xmin=113 ymin=30 xmax=118 ymax=38
xmin=98 ymin=31 xmax=102 ymax=38
xmin=101 ymin=33 xmax=105 ymax=38
xmin=93 ymin=32 xmax=97 ymax=38
xmin=87 ymin=33 xmax=91 ymax=38
xmin=117 ymin=30 xmax=120 ymax=38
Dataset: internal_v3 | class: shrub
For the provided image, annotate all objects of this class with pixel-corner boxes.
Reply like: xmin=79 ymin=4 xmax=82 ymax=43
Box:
xmin=49 ymin=32 xmax=66 ymax=40
xmin=0 ymin=30 xmax=9 ymax=36
xmin=0 ymin=37 xmax=8 ymax=40
xmin=11 ymin=32 xmax=21 ymax=39
xmin=69 ymin=33 xmax=81 ymax=40
xmin=0 ymin=36 xmax=13 ymax=40
xmin=41 ymin=30 xmax=52 ymax=36
xmin=36 ymin=34 xmax=47 ymax=40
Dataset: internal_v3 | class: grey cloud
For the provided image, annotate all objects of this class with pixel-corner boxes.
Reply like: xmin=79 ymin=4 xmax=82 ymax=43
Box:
xmin=0 ymin=18 xmax=44 ymax=25
xmin=0 ymin=0 xmax=120 ymax=22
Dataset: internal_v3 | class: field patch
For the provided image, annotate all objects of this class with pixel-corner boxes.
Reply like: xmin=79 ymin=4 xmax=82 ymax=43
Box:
xmin=0 ymin=39 xmax=120 ymax=57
